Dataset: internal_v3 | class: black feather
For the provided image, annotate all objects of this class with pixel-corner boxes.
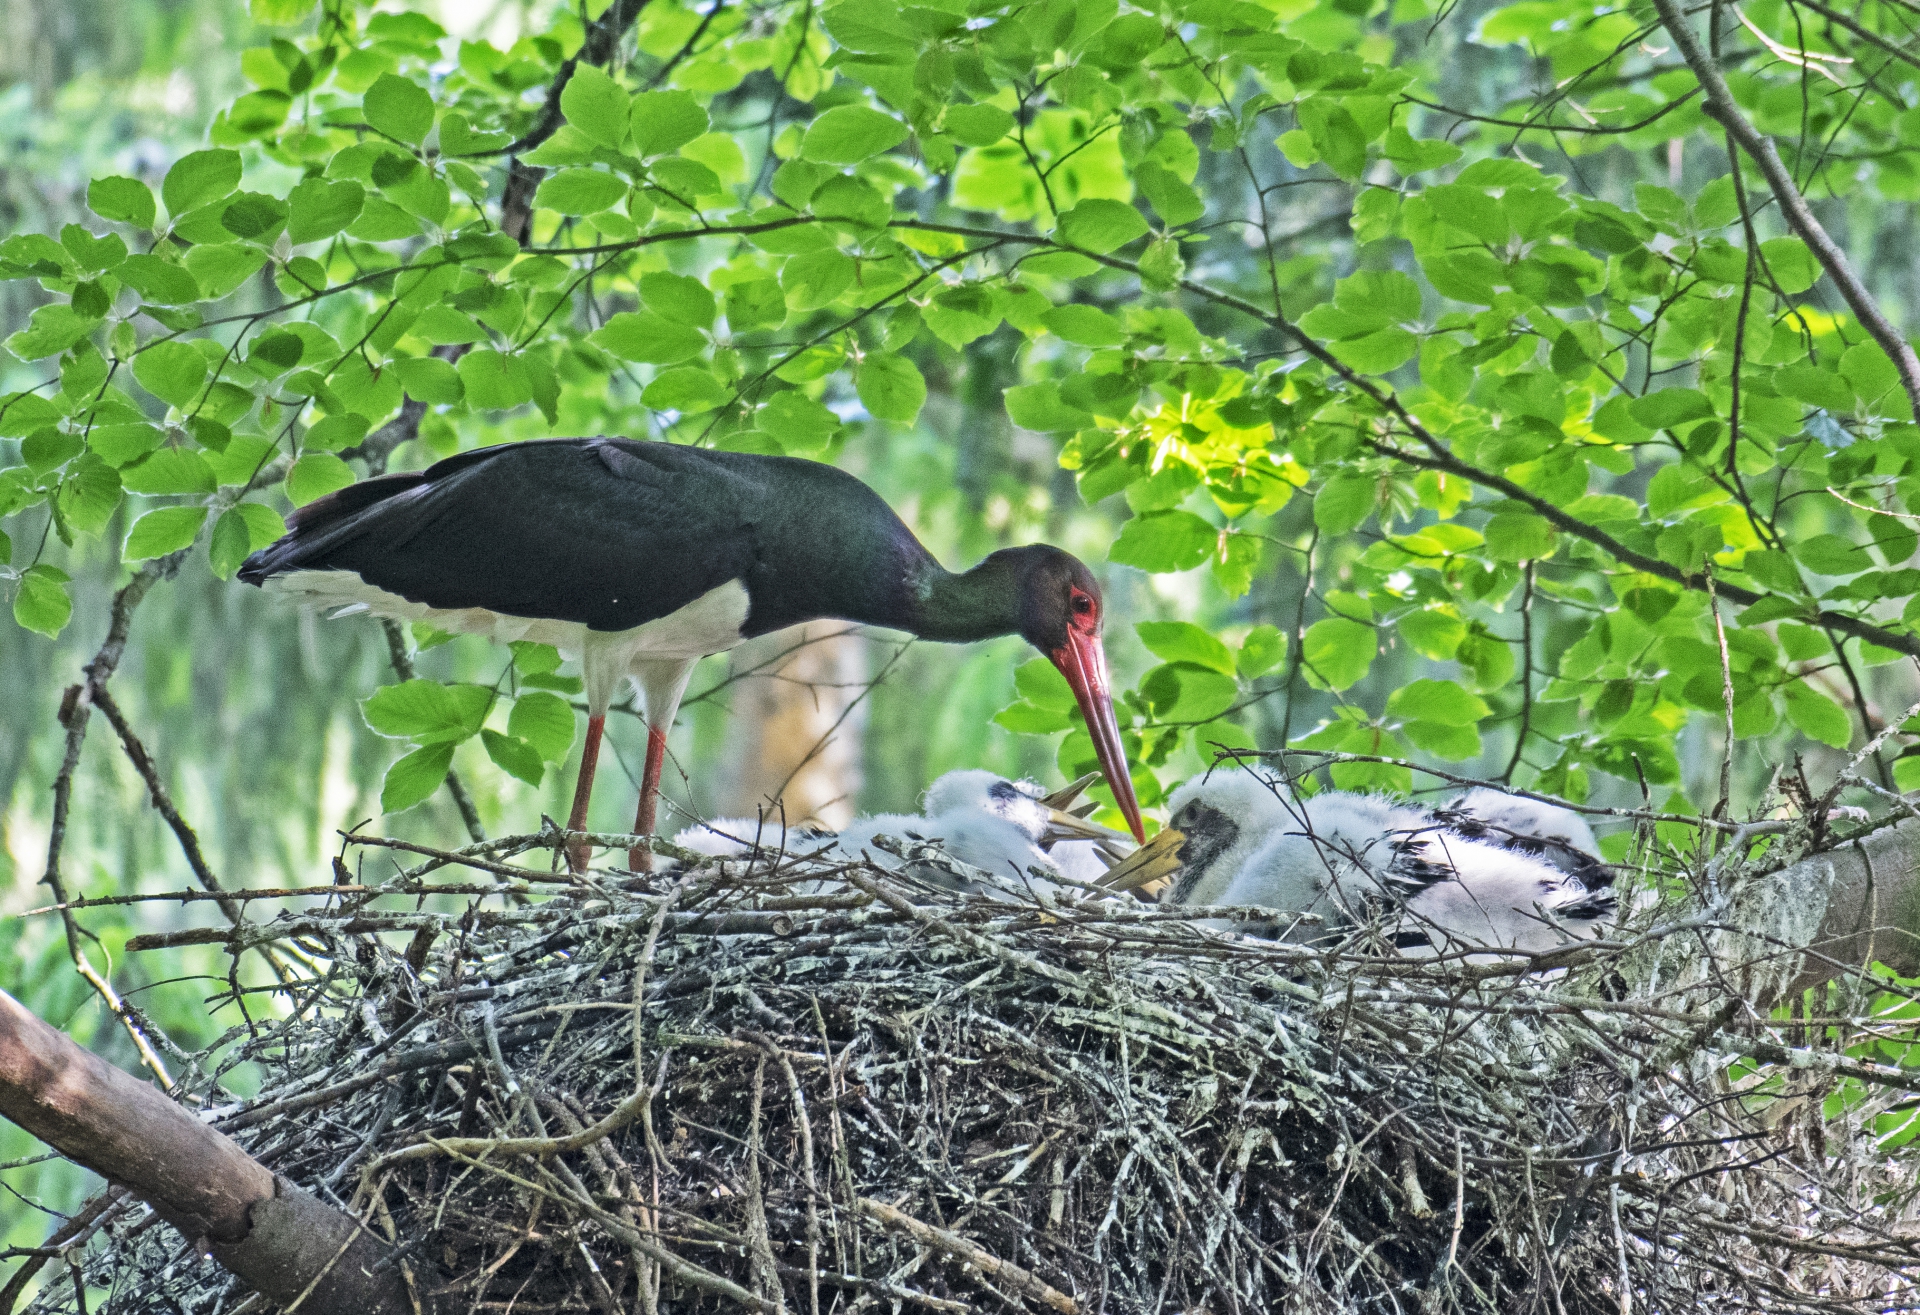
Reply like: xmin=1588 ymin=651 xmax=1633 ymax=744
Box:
xmin=241 ymin=438 xmax=938 ymax=637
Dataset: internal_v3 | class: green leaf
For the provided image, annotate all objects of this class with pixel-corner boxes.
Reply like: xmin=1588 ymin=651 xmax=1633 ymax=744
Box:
xmin=1056 ymin=198 xmax=1148 ymax=254
xmin=87 ymin=422 xmax=162 ymax=467
xmin=381 ymin=742 xmax=456 ymax=813
xmin=801 ymin=106 xmax=910 ymax=163
xmin=1313 ymin=472 xmax=1375 ymax=535
xmin=286 ymin=452 xmax=356 ymax=505
xmin=393 ymin=356 xmax=464 ymax=405
xmin=363 ymin=73 xmax=435 ymax=144
xmin=725 ymin=278 xmax=787 ymax=331
xmin=6 ymin=305 xmax=100 ymax=360
xmin=23 ymin=427 xmax=82 ymax=475
xmin=756 ymin=391 xmax=839 ymax=451
xmin=1327 ymin=326 xmax=1416 ymax=375
xmin=88 ymin=177 xmax=156 ymax=229
xmin=855 ymin=354 xmax=927 ymax=424
xmin=1628 ymin=388 xmax=1714 ymax=430
xmin=457 ymin=349 xmax=537 ymax=409
xmin=1015 ymin=657 xmax=1075 ymax=709
xmin=1384 ymin=127 xmax=1461 ymax=175
xmin=208 ymin=507 xmax=254 ymax=579
xmin=994 ymin=700 xmax=1074 ymax=733
xmin=117 ymin=255 xmax=201 ymax=305
xmin=1109 ymin=510 xmax=1216 ymax=572
xmin=1792 ymin=533 xmax=1871 ymax=577
xmin=943 ymin=103 xmax=1014 ymax=146
xmin=629 ymin=90 xmax=709 ymax=157
xmin=1386 ymin=678 xmax=1490 ymax=726
xmin=1042 ymin=304 xmax=1126 ymax=348
xmin=1300 ymin=616 xmax=1375 ymax=690
xmin=535 ymin=168 xmax=629 ymax=215
xmin=639 ymin=272 xmax=716 ymax=329
xmin=0 ymin=392 xmax=62 ymax=438
xmin=1483 ymin=513 xmax=1556 ymax=562
xmin=12 ymin=564 xmax=73 ymax=637
xmin=120 ymin=448 xmax=216 ymax=495
xmin=1760 ymin=237 xmax=1820 ymax=295
xmin=1003 ymin=382 xmax=1093 ymax=432
xmin=1142 ymin=664 xmax=1238 ymax=723
xmin=284 ymin=178 xmax=364 ymax=245
xmin=1133 ymin=161 xmax=1204 ymax=227
xmin=642 ymin=366 xmax=729 ymax=413
xmin=508 ymin=691 xmax=576 ymax=761
xmin=1135 ymin=620 xmax=1235 ymax=675
xmin=364 ymin=678 xmax=492 ymax=743
xmin=482 ymin=729 xmax=545 ymax=786
xmin=131 ymin=341 xmax=208 ymax=408
xmin=1238 ymin=624 xmax=1286 ymax=678
xmin=560 ymin=64 xmax=630 ymax=149
xmin=1782 ymin=682 xmax=1852 ymax=748
xmin=162 ymin=149 xmax=242 ymax=217
xmin=590 ymin=311 xmax=706 ymax=364
xmin=184 ymin=243 xmax=267 ymax=299
xmin=124 ymin=506 xmax=208 ymax=560
xmin=304 ymin=413 xmax=369 ymax=452
xmin=780 ymin=250 xmax=856 ymax=311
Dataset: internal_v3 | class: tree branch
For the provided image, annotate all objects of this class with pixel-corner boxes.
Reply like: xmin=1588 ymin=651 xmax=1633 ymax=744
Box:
xmin=1650 ymin=0 xmax=1920 ymax=417
xmin=0 ymin=989 xmax=423 ymax=1314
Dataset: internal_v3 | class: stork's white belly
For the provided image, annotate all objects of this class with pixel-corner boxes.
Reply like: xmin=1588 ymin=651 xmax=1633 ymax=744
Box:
xmin=268 ymin=569 xmax=752 ymax=714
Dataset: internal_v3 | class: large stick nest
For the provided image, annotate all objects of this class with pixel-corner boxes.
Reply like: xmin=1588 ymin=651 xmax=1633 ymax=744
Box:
xmin=32 ymin=829 xmax=1920 ymax=1313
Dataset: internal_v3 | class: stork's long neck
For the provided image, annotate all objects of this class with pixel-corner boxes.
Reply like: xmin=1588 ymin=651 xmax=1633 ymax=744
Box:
xmin=906 ymin=557 xmax=1023 ymax=643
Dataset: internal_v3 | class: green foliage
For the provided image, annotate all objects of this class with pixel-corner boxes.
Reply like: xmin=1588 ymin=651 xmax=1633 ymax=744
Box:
xmin=5 ymin=0 xmax=1920 ymax=853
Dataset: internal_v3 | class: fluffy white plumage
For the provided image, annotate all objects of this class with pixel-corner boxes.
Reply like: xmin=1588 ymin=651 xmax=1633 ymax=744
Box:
xmin=1210 ymin=788 xmax=1445 ymax=941
xmin=1437 ymin=787 xmax=1606 ymax=883
xmin=1157 ymin=768 xmax=1297 ymax=906
xmin=1158 ymin=768 xmax=1615 ymax=955
xmin=671 ymin=816 xmax=831 ymax=859
xmin=673 ymin=770 xmax=1072 ymax=894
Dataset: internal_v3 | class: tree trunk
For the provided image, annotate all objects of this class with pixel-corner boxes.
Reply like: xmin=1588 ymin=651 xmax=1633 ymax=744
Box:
xmin=714 ymin=623 xmax=868 ymax=830
xmin=1768 ymin=819 xmax=1920 ymax=999
xmin=0 ymin=989 xmax=422 ymax=1315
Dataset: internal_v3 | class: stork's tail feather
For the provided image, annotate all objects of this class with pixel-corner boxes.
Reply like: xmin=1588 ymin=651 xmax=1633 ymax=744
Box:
xmin=237 ymin=471 xmax=428 ymax=585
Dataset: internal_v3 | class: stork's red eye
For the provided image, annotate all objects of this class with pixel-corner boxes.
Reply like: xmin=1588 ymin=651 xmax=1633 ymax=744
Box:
xmin=1071 ymin=592 xmax=1094 ymax=615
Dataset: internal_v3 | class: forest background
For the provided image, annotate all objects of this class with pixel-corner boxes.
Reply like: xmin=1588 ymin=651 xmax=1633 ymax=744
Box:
xmin=3 ymin=0 xmax=1920 ymax=1269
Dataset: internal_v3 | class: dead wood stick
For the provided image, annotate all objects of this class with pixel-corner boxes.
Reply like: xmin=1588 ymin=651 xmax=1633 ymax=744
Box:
xmin=854 ymin=1197 xmax=1077 ymax=1314
xmin=0 ymin=989 xmax=419 ymax=1314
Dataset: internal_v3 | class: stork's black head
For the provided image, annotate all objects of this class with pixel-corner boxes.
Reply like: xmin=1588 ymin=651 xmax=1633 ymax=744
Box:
xmin=959 ymin=544 xmax=1141 ymax=842
xmin=970 ymin=543 xmax=1105 ymax=654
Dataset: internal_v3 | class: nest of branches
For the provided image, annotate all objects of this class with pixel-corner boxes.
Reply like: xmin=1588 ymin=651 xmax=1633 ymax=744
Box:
xmin=28 ymin=825 xmax=1920 ymax=1314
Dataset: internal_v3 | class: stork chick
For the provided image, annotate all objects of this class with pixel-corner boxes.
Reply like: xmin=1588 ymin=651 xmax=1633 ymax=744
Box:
xmin=1434 ymin=787 xmax=1609 ymax=887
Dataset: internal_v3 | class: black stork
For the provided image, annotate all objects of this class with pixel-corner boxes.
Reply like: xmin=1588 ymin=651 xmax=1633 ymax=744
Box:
xmin=239 ymin=437 xmax=1145 ymax=870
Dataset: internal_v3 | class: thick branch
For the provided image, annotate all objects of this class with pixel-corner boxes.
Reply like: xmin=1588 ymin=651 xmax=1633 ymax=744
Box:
xmin=0 ymin=990 xmax=420 ymax=1314
xmin=1650 ymin=0 xmax=1920 ymax=417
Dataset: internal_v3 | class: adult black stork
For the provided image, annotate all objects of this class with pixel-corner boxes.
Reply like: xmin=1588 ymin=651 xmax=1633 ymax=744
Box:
xmin=239 ymin=437 xmax=1145 ymax=869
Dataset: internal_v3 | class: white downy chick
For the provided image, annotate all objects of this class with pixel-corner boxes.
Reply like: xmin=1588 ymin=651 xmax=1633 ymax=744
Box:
xmin=1396 ymin=829 xmax=1616 ymax=958
xmin=1208 ymin=789 xmax=1445 ymax=940
xmin=1435 ymin=787 xmax=1607 ymax=886
xmin=1149 ymin=767 xmax=1298 ymax=906
xmin=826 ymin=771 xmax=1062 ymax=894
xmin=671 ymin=816 xmax=832 ymax=860
xmin=920 ymin=769 xmax=1115 ymax=886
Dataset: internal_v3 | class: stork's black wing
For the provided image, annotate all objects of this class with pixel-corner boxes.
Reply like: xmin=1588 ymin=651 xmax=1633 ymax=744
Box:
xmin=239 ymin=438 xmax=766 ymax=633
xmin=241 ymin=437 xmax=942 ymax=637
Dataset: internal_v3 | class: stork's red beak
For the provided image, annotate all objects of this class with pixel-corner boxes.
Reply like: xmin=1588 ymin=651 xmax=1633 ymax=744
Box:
xmin=1050 ymin=631 xmax=1146 ymax=843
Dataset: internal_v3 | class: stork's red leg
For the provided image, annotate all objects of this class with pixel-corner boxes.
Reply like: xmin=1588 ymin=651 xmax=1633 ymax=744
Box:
xmin=565 ymin=714 xmax=605 ymax=873
xmin=629 ymin=724 xmax=668 ymax=872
